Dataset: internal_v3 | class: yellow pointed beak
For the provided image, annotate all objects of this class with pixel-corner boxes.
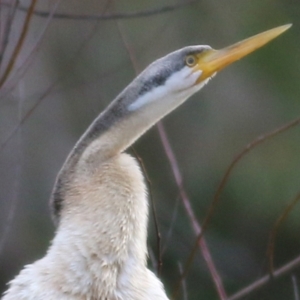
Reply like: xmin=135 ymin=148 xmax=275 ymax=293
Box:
xmin=195 ymin=24 xmax=292 ymax=82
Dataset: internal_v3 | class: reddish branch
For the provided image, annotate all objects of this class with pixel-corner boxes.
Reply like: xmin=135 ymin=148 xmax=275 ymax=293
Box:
xmin=157 ymin=122 xmax=227 ymax=300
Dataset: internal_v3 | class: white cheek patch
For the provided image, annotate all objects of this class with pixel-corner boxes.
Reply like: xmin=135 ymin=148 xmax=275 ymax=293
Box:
xmin=127 ymin=67 xmax=205 ymax=112
xmin=128 ymin=84 xmax=167 ymax=111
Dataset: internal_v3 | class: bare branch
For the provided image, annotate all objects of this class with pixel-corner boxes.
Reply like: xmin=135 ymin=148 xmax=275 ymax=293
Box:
xmin=227 ymin=255 xmax=300 ymax=300
xmin=173 ymin=116 xmax=300 ymax=299
xmin=0 ymin=0 xmax=197 ymax=21
xmin=157 ymin=122 xmax=227 ymax=300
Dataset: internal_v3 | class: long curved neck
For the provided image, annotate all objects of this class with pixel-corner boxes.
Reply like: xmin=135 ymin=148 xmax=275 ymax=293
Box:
xmin=50 ymin=72 xmax=205 ymax=220
xmin=75 ymin=76 xmax=205 ymax=163
xmin=49 ymin=90 xmax=168 ymax=219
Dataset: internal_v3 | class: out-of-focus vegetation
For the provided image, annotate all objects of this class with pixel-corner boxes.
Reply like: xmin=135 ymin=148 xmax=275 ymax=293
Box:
xmin=0 ymin=1 xmax=300 ymax=299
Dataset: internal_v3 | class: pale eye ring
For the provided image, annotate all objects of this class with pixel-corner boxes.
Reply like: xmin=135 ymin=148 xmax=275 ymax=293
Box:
xmin=185 ymin=55 xmax=197 ymax=67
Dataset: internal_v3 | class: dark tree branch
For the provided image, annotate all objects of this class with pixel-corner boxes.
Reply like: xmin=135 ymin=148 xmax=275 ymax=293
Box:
xmin=0 ymin=0 xmax=197 ymax=21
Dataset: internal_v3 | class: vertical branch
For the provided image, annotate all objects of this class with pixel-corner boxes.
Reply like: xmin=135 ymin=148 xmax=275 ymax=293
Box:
xmin=157 ymin=122 xmax=227 ymax=300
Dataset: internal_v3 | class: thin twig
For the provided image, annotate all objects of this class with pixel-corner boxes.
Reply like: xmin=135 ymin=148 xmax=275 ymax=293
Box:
xmin=173 ymin=116 xmax=300 ymax=299
xmin=0 ymin=0 xmax=197 ymax=21
xmin=267 ymin=192 xmax=300 ymax=275
xmin=227 ymin=255 xmax=300 ymax=300
xmin=0 ymin=0 xmax=37 ymax=88
xmin=157 ymin=122 xmax=227 ymax=300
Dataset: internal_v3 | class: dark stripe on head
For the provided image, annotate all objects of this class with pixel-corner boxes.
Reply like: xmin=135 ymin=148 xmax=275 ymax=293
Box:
xmin=136 ymin=46 xmax=208 ymax=97
xmin=137 ymin=59 xmax=185 ymax=97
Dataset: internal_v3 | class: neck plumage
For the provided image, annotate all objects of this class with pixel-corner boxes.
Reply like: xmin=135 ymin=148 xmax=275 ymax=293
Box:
xmin=50 ymin=71 xmax=205 ymax=221
xmin=46 ymin=79 xmax=179 ymax=299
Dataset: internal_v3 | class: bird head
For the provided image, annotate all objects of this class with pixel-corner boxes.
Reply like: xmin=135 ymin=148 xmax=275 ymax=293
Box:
xmin=127 ymin=24 xmax=291 ymax=113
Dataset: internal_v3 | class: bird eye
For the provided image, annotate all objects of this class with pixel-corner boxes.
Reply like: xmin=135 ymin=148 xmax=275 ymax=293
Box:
xmin=185 ymin=55 xmax=197 ymax=67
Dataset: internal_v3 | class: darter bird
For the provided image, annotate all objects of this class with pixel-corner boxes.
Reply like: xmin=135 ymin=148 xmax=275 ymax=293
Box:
xmin=2 ymin=24 xmax=290 ymax=300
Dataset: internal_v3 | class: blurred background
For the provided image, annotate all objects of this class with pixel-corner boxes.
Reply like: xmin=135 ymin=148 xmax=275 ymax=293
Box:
xmin=0 ymin=0 xmax=300 ymax=299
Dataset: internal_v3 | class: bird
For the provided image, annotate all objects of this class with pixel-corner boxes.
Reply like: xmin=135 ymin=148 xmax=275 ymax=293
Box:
xmin=2 ymin=24 xmax=290 ymax=300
